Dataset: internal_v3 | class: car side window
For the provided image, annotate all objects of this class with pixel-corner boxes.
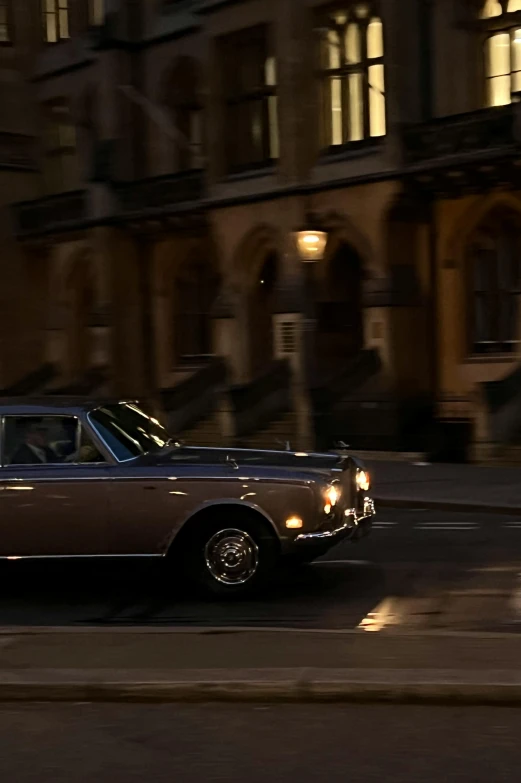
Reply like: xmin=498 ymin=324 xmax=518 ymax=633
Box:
xmin=3 ymin=416 xmax=106 ymax=466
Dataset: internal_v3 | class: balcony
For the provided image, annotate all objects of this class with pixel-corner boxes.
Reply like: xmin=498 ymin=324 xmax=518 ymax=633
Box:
xmin=115 ymin=170 xmax=204 ymax=219
xmin=12 ymin=190 xmax=88 ymax=238
xmin=403 ymin=104 xmax=521 ymax=171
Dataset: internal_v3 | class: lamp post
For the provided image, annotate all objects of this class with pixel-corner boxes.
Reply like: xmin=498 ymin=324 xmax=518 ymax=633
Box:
xmin=294 ymin=214 xmax=328 ymax=444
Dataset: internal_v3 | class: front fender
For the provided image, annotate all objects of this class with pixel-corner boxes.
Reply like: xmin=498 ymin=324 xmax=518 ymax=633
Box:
xmin=162 ymin=497 xmax=280 ymax=553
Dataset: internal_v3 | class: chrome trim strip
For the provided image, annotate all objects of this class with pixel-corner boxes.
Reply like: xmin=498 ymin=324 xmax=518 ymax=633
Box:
xmin=86 ymin=411 xmax=136 ymax=464
xmin=295 ymin=497 xmax=375 ymax=543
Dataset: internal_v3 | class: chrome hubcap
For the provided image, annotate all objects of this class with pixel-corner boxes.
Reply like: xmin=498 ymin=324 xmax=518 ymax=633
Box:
xmin=204 ymin=528 xmax=259 ymax=586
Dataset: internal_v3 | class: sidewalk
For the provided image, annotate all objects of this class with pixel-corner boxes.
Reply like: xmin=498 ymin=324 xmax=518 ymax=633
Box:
xmin=1 ymin=628 xmax=521 ymax=704
xmin=369 ymin=460 xmax=521 ymax=514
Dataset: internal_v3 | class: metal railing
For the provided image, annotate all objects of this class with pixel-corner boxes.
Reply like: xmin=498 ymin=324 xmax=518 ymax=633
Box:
xmin=116 ymin=170 xmax=204 ymax=216
xmin=160 ymin=356 xmax=227 ymax=434
xmin=403 ymin=104 xmax=520 ymax=169
xmin=12 ymin=191 xmax=87 ymax=237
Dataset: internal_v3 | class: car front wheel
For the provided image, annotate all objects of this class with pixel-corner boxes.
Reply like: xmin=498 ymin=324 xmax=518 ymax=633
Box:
xmin=189 ymin=517 xmax=277 ymax=598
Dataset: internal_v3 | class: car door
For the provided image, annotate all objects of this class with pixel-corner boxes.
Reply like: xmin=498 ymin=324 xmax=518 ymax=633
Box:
xmin=0 ymin=414 xmax=111 ymax=556
xmin=102 ymin=462 xmax=182 ymax=555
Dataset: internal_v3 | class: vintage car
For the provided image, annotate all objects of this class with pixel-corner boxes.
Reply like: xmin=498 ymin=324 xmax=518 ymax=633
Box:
xmin=0 ymin=399 xmax=375 ymax=596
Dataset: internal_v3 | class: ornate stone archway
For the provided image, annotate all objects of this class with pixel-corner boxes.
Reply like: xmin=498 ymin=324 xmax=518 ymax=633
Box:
xmin=231 ymin=224 xmax=284 ymax=380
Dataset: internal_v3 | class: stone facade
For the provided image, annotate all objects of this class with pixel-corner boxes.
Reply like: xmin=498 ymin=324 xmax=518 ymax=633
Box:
xmin=1 ymin=0 xmax=521 ymax=455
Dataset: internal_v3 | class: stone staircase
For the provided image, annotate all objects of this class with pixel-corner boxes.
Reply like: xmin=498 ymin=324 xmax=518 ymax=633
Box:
xmin=486 ymin=445 xmax=521 ymax=466
xmin=178 ymin=412 xmax=225 ymax=447
xmin=240 ymin=413 xmax=298 ymax=451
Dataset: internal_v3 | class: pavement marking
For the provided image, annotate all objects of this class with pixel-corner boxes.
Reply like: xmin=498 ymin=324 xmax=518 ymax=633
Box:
xmin=357 ymin=597 xmax=400 ymax=632
xmin=417 ymin=528 xmax=479 ymax=532
xmin=315 ymin=559 xmax=372 ymax=567
xmin=415 ymin=524 xmax=479 ymax=531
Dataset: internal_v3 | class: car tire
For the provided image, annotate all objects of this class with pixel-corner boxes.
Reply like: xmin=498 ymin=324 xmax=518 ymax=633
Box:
xmin=187 ymin=515 xmax=278 ymax=599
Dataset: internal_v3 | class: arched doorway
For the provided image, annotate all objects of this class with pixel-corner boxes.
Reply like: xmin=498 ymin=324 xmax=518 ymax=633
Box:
xmin=248 ymin=251 xmax=278 ymax=377
xmin=316 ymin=242 xmax=364 ymax=376
xmin=173 ymin=256 xmax=218 ymax=361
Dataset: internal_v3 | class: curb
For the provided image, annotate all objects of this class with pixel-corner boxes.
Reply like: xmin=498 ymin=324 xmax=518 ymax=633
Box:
xmin=2 ymin=669 xmax=521 ymax=705
xmin=373 ymin=496 xmax=521 ymax=516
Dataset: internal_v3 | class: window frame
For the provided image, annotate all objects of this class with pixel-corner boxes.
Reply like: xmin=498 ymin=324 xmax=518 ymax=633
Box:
xmin=221 ymin=24 xmax=279 ymax=174
xmin=480 ymin=2 xmax=521 ymax=105
xmin=42 ymin=0 xmax=70 ymax=45
xmin=467 ymin=219 xmax=521 ymax=357
xmin=89 ymin=0 xmax=104 ymax=27
xmin=0 ymin=414 xmax=109 ymax=469
xmin=87 ymin=403 xmax=170 ymax=464
xmin=317 ymin=3 xmax=386 ymax=153
xmin=44 ymin=100 xmax=78 ymax=193
xmin=0 ymin=0 xmax=12 ymax=46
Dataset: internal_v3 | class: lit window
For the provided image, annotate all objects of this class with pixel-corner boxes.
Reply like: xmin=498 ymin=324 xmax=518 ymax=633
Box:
xmin=481 ymin=0 xmax=502 ymax=18
xmin=481 ymin=1 xmax=521 ymax=105
xmin=320 ymin=4 xmax=385 ymax=149
xmin=42 ymin=0 xmax=69 ymax=43
xmin=89 ymin=0 xmax=104 ymax=26
xmin=0 ymin=0 xmax=11 ymax=43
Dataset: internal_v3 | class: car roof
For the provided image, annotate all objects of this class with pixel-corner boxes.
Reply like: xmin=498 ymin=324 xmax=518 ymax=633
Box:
xmin=0 ymin=397 xmax=137 ymax=416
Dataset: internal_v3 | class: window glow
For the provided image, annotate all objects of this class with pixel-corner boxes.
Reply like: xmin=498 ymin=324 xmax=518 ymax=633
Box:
xmin=487 ymin=33 xmax=512 ymax=106
xmin=367 ymin=18 xmax=384 ymax=59
xmin=346 ymin=23 xmax=361 ymax=64
xmin=90 ymin=0 xmax=104 ymax=26
xmin=43 ymin=0 xmax=69 ymax=43
xmin=349 ymin=72 xmax=364 ymax=141
xmin=322 ymin=9 xmax=385 ymax=147
xmin=369 ymin=63 xmax=386 ymax=136
xmin=481 ymin=0 xmax=502 ymax=18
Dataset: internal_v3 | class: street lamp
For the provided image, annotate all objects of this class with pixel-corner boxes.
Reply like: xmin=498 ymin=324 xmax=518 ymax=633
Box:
xmin=294 ymin=214 xmax=328 ymax=446
xmin=295 ymin=228 xmax=328 ymax=263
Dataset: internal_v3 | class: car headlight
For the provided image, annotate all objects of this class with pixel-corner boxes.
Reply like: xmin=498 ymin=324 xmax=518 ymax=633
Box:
xmin=356 ymin=469 xmax=371 ymax=492
xmin=323 ymin=484 xmax=341 ymax=514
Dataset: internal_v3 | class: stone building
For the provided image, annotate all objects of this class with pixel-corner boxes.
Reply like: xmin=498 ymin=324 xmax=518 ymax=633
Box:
xmin=1 ymin=0 xmax=521 ymax=458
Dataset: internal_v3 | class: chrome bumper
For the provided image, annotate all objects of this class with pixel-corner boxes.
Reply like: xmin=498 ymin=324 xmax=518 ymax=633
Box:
xmin=295 ymin=497 xmax=375 ymax=544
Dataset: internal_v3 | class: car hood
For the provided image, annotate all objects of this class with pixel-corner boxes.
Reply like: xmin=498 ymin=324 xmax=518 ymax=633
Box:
xmin=142 ymin=445 xmax=352 ymax=477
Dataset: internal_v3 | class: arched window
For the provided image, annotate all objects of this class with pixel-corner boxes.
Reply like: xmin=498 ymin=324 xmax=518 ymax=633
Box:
xmin=481 ymin=1 xmax=521 ymax=106
xmin=468 ymin=211 xmax=521 ymax=354
xmin=319 ymin=2 xmax=385 ymax=149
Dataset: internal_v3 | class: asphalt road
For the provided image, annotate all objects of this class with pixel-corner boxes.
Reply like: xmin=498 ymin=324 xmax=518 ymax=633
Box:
xmin=1 ymin=703 xmax=521 ymax=782
xmin=1 ymin=508 xmax=521 ymax=632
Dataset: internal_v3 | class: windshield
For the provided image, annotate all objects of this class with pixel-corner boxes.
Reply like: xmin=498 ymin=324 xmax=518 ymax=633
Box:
xmin=88 ymin=403 xmax=169 ymax=461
